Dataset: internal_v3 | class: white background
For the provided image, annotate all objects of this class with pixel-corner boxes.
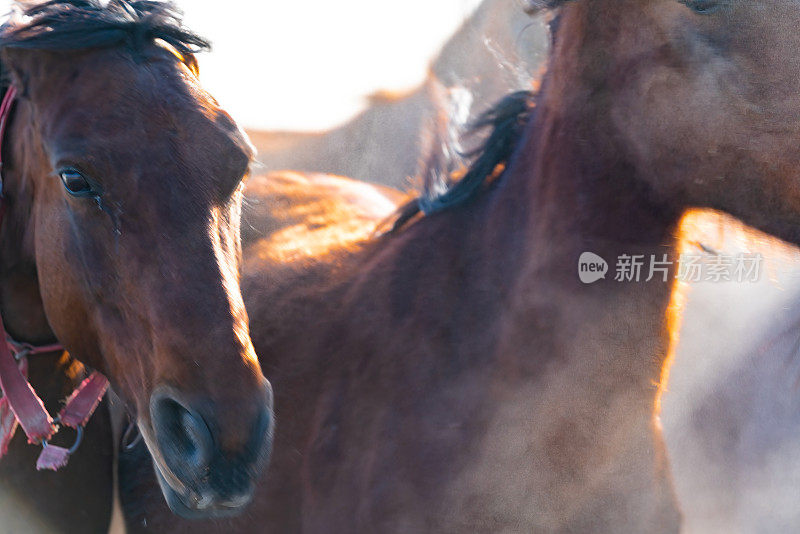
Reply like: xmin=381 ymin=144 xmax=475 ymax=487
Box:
xmin=0 ymin=1 xmax=484 ymax=130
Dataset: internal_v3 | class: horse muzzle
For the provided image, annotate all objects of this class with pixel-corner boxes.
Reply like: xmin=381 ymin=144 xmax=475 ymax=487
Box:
xmin=145 ymin=382 xmax=274 ymax=519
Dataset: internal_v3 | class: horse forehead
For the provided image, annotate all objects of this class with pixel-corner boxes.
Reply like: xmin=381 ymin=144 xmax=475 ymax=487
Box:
xmin=43 ymin=52 xmax=251 ymax=176
xmin=41 ymin=50 xmax=223 ymax=129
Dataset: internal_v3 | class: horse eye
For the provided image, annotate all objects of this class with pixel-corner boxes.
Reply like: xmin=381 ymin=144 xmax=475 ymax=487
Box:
xmin=682 ymin=0 xmax=721 ymax=14
xmin=59 ymin=169 xmax=94 ymax=197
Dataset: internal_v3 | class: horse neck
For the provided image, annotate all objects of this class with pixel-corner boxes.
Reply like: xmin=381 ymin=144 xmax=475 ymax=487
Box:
xmin=474 ymin=73 xmax=684 ymax=394
xmin=451 ymin=43 xmax=689 ymax=524
xmin=509 ymin=106 xmax=680 ymax=258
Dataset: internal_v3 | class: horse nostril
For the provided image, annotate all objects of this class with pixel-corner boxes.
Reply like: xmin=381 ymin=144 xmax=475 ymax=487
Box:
xmin=150 ymin=390 xmax=214 ymax=475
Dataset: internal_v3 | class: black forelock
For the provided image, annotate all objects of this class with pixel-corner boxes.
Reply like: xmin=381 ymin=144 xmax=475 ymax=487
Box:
xmin=0 ymin=0 xmax=210 ymax=57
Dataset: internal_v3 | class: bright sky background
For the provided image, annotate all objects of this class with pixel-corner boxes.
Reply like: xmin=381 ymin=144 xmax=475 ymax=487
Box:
xmin=179 ymin=1 xmax=484 ymax=131
xmin=0 ymin=1 xmax=484 ymax=130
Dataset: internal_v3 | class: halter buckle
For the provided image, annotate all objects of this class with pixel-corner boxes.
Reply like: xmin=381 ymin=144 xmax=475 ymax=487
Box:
xmin=42 ymin=418 xmax=84 ymax=455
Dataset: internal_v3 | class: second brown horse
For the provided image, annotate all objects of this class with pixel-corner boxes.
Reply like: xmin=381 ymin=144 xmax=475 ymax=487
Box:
xmin=121 ymin=0 xmax=800 ymax=531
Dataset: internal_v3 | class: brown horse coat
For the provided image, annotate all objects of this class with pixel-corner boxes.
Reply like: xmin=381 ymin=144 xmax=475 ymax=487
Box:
xmin=122 ymin=0 xmax=800 ymax=531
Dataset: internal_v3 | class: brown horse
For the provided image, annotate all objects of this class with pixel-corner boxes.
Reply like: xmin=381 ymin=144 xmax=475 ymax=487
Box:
xmin=0 ymin=1 xmax=273 ymax=530
xmin=120 ymin=0 xmax=800 ymax=532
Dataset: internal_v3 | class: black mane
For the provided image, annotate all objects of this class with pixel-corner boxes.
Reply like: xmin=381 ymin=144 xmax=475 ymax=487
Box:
xmin=389 ymin=0 xmax=569 ymax=231
xmin=390 ymin=90 xmax=535 ymax=232
xmin=420 ymin=90 xmax=535 ymax=214
xmin=0 ymin=0 xmax=209 ymax=57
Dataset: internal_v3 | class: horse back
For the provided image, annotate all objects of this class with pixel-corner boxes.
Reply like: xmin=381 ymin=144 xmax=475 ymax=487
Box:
xmin=241 ymin=171 xmax=407 ymax=255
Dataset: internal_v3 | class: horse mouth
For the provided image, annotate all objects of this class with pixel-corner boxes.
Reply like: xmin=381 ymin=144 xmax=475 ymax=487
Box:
xmin=152 ymin=461 xmax=254 ymax=519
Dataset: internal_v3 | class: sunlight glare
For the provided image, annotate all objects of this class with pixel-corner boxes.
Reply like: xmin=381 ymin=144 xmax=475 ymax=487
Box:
xmin=178 ymin=0 xmax=484 ymax=131
xmin=0 ymin=0 xmax=483 ymax=131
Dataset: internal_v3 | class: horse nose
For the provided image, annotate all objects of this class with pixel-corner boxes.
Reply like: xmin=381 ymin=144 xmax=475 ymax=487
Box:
xmin=150 ymin=389 xmax=215 ymax=475
xmin=148 ymin=382 xmax=273 ymax=510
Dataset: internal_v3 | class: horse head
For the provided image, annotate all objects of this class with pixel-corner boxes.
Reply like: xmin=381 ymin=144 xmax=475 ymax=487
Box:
xmin=0 ymin=0 xmax=272 ymax=519
xmin=535 ymin=0 xmax=800 ymax=245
